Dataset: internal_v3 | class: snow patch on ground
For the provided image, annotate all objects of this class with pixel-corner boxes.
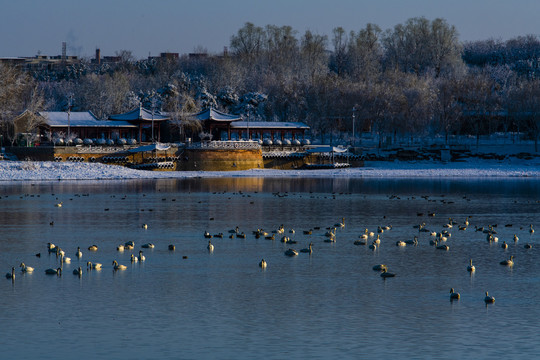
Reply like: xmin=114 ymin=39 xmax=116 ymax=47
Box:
xmin=0 ymin=157 xmax=539 ymax=181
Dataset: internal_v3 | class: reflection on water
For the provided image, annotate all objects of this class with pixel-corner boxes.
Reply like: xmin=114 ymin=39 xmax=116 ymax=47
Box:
xmin=0 ymin=178 xmax=539 ymax=359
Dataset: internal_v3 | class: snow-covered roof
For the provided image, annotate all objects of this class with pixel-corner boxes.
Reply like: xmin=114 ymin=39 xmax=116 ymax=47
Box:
xmin=192 ymin=108 xmax=241 ymax=122
xmin=39 ymin=111 xmax=136 ymax=128
xmin=231 ymin=121 xmax=310 ymax=129
xmin=109 ymin=107 xmax=170 ymax=122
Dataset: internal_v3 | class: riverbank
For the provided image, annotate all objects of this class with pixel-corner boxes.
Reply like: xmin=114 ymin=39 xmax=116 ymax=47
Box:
xmin=0 ymin=156 xmax=538 ymax=181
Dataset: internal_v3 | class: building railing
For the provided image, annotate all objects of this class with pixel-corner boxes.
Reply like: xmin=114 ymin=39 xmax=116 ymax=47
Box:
xmin=188 ymin=140 xmax=261 ymax=150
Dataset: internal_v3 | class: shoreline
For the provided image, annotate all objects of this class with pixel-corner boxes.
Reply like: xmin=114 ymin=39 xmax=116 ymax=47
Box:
xmin=0 ymin=158 xmax=539 ymax=181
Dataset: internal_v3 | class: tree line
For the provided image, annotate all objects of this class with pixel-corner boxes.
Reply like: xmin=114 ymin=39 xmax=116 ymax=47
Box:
xmin=1 ymin=17 xmax=539 ymax=150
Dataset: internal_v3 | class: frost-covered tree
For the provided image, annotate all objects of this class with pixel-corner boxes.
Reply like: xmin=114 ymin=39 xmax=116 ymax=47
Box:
xmin=230 ymin=22 xmax=265 ymax=63
xmin=330 ymin=27 xmax=348 ymax=76
xmin=300 ymin=30 xmax=329 ymax=81
xmin=0 ymin=64 xmax=36 ymax=145
xmin=347 ymin=23 xmax=383 ymax=80
xmin=382 ymin=17 xmax=462 ymax=76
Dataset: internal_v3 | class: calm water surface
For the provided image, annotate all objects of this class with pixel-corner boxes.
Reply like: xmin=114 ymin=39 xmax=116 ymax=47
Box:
xmin=0 ymin=178 xmax=539 ymax=359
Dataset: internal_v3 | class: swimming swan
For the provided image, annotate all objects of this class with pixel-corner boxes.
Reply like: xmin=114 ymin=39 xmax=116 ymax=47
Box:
xmin=284 ymin=248 xmax=298 ymax=257
xmin=450 ymin=288 xmax=460 ymax=300
xmin=20 ymin=263 xmax=34 ymax=273
xmin=5 ymin=267 xmax=15 ymax=279
xmin=45 ymin=267 xmax=62 ymax=275
xmin=372 ymin=264 xmax=388 ymax=271
xmin=87 ymin=261 xmax=102 ymax=270
xmin=484 ymin=291 xmax=495 ymax=303
xmin=112 ymin=260 xmax=127 ymax=270
xmin=380 ymin=268 xmax=395 ymax=278
xmin=500 ymin=255 xmax=514 ymax=266
xmin=300 ymin=242 xmax=313 ymax=254
xmin=467 ymin=259 xmax=476 ymax=272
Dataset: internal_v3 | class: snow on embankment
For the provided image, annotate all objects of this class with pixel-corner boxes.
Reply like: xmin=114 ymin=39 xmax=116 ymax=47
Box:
xmin=0 ymin=159 xmax=539 ymax=181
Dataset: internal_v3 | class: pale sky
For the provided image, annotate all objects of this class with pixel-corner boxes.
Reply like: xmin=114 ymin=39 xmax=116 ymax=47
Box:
xmin=1 ymin=0 xmax=539 ymax=59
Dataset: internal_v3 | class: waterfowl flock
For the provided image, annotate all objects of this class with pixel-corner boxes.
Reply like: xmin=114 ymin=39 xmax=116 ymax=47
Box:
xmin=2 ymin=190 xmax=538 ymax=310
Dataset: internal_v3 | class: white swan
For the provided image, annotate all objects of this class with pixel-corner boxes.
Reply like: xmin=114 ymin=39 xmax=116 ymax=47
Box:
xmin=500 ymin=255 xmax=514 ymax=266
xmin=56 ymin=248 xmax=65 ymax=257
xmin=467 ymin=259 xmax=476 ymax=272
xmin=207 ymin=241 xmax=214 ymax=252
xmin=325 ymin=228 xmax=336 ymax=238
xmin=396 ymin=240 xmax=406 ymax=247
xmin=141 ymin=243 xmax=154 ymax=249
xmin=117 ymin=245 xmax=125 ymax=252
xmin=484 ymin=291 xmax=495 ymax=303
xmin=88 ymin=245 xmax=98 ymax=251
xmin=45 ymin=267 xmax=62 ymax=275
xmin=284 ymin=248 xmax=298 ymax=257
xmin=435 ymin=241 xmax=449 ymax=251
xmin=20 ymin=263 xmax=34 ymax=273
xmin=76 ymin=247 xmax=82 ymax=258
xmin=87 ymin=261 xmax=102 ymax=270
xmin=259 ymin=259 xmax=267 ymax=269
xmin=73 ymin=267 xmax=83 ymax=276
xmin=372 ymin=264 xmax=387 ymax=271
xmin=405 ymin=236 xmax=418 ymax=245
xmin=450 ymin=288 xmax=460 ymax=300
xmin=60 ymin=254 xmax=71 ymax=264
xmin=131 ymin=254 xmax=138 ymax=263
xmin=300 ymin=242 xmax=313 ymax=254
xmin=112 ymin=260 xmax=127 ymax=270
xmin=334 ymin=217 xmax=345 ymax=228
xmin=138 ymin=251 xmax=146 ymax=262
xmin=5 ymin=267 xmax=15 ymax=279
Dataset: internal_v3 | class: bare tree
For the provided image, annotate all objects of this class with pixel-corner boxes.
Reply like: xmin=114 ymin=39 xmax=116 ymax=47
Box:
xmin=18 ymin=86 xmax=46 ymax=146
xmin=0 ymin=63 xmax=34 ymax=145
xmin=347 ymin=23 xmax=383 ymax=80
xmin=167 ymin=93 xmax=201 ymax=142
xmin=509 ymin=78 xmax=540 ymax=151
xmin=382 ymin=17 xmax=462 ymax=76
xmin=330 ymin=27 xmax=348 ymax=76
xmin=230 ymin=22 xmax=265 ymax=64
xmin=434 ymin=74 xmax=464 ymax=143
xmin=300 ymin=30 xmax=329 ymax=81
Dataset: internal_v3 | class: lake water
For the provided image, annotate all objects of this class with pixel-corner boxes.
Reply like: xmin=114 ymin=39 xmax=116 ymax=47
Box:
xmin=1 ymin=177 xmax=539 ymax=359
